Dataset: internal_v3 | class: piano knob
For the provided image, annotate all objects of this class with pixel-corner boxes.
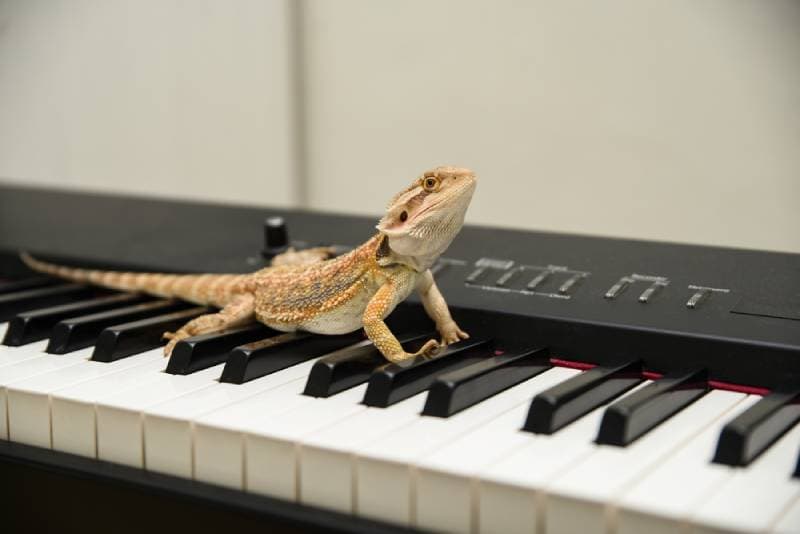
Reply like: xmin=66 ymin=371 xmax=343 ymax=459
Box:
xmin=262 ymin=216 xmax=290 ymax=258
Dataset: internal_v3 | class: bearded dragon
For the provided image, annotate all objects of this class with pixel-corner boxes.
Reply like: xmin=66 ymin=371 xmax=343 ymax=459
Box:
xmin=20 ymin=166 xmax=477 ymax=363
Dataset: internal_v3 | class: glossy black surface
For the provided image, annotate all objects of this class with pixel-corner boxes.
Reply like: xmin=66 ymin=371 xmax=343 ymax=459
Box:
xmin=2 ymin=293 xmax=148 ymax=346
xmin=92 ymin=306 xmax=210 ymax=362
xmin=0 ymin=283 xmax=97 ymax=321
xmin=165 ymin=323 xmax=277 ymax=375
xmin=596 ymin=367 xmax=709 ymax=446
xmin=303 ymin=333 xmax=431 ymax=398
xmin=362 ymin=338 xmax=493 ymax=408
xmin=220 ymin=331 xmax=365 ymax=384
xmin=422 ymin=346 xmax=551 ymax=417
xmin=0 ymin=276 xmax=56 ymax=295
xmin=46 ymin=299 xmax=188 ymax=354
xmin=712 ymin=385 xmax=800 ymax=467
xmin=524 ymin=360 xmax=643 ymax=434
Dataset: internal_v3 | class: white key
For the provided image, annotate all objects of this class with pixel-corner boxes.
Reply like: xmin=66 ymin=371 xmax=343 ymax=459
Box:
xmin=6 ymin=349 xmax=163 ymax=447
xmin=94 ymin=364 xmax=224 ymax=467
xmin=0 ymin=322 xmax=7 ymax=339
xmin=0 ymin=340 xmax=52 ymax=369
xmin=772 ymin=494 xmax=800 ymax=534
xmin=0 ymin=345 xmax=89 ymax=439
xmin=299 ymin=391 xmax=432 ymax=514
xmin=245 ymin=384 xmax=369 ymax=501
xmin=476 ymin=381 xmax=651 ymax=534
xmin=689 ymin=421 xmax=800 ymax=534
xmin=544 ymin=389 xmax=747 ymax=534
xmin=50 ymin=350 xmax=170 ymax=457
xmin=354 ymin=367 xmax=585 ymax=526
xmin=143 ymin=357 xmax=320 ymax=478
xmin=193 ymin=376 xmax=317 ymax=488
xmin=413 ymin=367 xmax=580 ymax=533
xmin=615 ymin=396 xmax=760 ymax=534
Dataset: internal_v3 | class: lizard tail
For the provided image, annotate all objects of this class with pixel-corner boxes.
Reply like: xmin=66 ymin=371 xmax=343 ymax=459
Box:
xmin=19 ymin=252 xmax=249 ymax=307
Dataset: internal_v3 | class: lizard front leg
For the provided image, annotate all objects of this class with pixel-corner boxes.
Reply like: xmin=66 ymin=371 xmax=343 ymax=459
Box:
xmin=416 ymin=270 xmax=469 ymax=345
xmin=163 ymin=293 xmax=255 ymax=356
xmin=363 ymin=279 xmax=440 ymax=363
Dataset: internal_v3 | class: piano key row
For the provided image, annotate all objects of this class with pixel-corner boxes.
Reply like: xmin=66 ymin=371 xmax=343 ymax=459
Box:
xmin=0 ymin=277 xmax=798 ymax=534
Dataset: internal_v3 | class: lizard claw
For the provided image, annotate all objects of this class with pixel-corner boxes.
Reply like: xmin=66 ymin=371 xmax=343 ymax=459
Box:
xmin=438 ymin=321 xmax=469 ymax=346
xmin=384 ymin=339 xmax=441 ymax=363
xmin=413 ymin=339 xmax=441 ymax=359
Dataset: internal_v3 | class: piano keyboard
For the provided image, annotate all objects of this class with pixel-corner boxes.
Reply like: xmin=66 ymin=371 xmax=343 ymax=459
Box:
xmin=1 ymin=278 xmax=798 ymax=534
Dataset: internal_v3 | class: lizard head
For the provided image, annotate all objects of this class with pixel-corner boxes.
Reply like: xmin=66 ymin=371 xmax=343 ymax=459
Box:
xmin=377 ymin=166 xmax=477 ymax=263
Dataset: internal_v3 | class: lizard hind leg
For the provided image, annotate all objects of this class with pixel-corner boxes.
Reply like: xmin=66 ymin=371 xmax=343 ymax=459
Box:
xmin=162 ymin=293 xmax=255 ymax=356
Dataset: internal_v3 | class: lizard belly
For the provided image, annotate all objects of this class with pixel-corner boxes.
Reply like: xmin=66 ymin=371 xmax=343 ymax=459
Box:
xmin=257 ymin=271 xmax=416 ymax=336
xmin=258 ymin=285 xmax=371 ymax=335
xmin=295 ymin=269 xmax=417 ymax=335
xmin=297 ymin=286 xmax=374 ymax=334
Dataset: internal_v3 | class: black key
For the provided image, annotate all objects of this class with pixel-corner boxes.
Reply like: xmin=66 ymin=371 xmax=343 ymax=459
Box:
xmin=303 ymin=333 xmax=431 ymax=398
xmin=0 ymin=283 xmax=97 ymax=321
xmin=0 ymin=277 xmax=57 ymax=295
xmin=3 ymin=293 xmax=149 ymax=346
xmin=422 ymin=346 xmax=551 ymax=418
xmin=794 ymin=446 xmax=799 ymax=478
xmin=596 ymin=367 xmax=709 ymax=446
xmin=220 ymin=331 xmax=366 ymax=384
xmin=92 ymin=306 xmax=210 ymax=362
xmin=712 ymin=385 xmax=800 ymax=467
xmin=46 ymin=300 xmax=188 ymax=354
xmin=362 ymin=338 xmax=493 ymax=408
xmin=523 ymin=359 xmax=643 ymax=434
xmin=165 ymin=323 xmax=276 ymax=375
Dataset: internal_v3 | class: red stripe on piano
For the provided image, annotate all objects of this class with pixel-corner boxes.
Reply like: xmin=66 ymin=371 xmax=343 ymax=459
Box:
xmin=549 ymin=357 xmax=770 ymax=396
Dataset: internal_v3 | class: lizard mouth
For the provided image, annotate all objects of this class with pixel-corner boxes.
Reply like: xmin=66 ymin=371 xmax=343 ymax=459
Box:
xmin=409 ymin=200 xmax=442 ymax=223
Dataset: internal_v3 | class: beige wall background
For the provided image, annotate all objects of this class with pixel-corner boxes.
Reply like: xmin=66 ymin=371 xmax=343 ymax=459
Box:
xmin=1 ymin=0 xmax=798 ymax=252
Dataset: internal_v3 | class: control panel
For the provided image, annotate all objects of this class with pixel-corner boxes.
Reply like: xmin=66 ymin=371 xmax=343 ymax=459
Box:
xmin=435 ymin=255 xmax=734 ymax=312
xmin=459 ymin=258 xmax=589 ymax=300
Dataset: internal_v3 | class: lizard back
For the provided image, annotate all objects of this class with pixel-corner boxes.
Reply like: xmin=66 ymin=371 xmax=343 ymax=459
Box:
xmin=253 ymin=235 xmax=385 ymax=330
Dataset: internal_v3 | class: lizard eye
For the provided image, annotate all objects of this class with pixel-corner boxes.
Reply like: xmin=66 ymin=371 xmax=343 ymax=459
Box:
xmin=422 ymin=177 xmax=439 ymax=192
xmin=399 ymin=210 xmax=408 ymax=222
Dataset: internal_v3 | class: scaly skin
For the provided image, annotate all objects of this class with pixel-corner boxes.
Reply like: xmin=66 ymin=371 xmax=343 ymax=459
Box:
xmin=20 ymin=166 xmax=477 ymax=362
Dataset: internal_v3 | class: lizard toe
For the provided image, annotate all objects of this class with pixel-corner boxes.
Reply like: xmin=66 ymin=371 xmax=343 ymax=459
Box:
xmin=415 ymin=339 xmax=441 ymax=359
xmin=438 ymin=322 xmax=469 ymax=345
